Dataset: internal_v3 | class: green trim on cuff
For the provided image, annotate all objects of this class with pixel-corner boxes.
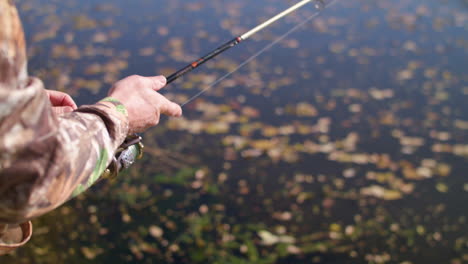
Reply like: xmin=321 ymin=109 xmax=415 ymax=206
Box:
xmin=101 ymin=97 xmax=120 ymax=103
xmin=70 ymin=149 xmax=109 ymax=198
xmin=100 ymin=97 xmax=128 ymax=116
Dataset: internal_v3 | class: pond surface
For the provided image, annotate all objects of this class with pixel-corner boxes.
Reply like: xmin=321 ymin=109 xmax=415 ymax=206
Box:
xmin=4 ymin=0 xmax=468 ymax=263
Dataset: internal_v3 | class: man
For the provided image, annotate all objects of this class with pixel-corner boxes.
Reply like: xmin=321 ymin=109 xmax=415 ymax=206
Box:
xmin=0 ymin=0 xmax=182 ymax=254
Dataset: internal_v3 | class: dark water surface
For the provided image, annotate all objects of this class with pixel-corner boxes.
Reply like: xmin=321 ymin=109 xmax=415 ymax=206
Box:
xmin=3 ymin=0 xmax=468 ymax=263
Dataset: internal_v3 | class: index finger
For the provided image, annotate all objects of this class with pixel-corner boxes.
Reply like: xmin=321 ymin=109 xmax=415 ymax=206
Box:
xmin=154 ymin=93 xmax=182 ymax=117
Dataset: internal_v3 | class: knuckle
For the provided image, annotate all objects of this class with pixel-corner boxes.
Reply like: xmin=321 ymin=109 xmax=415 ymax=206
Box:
xmin=129 ymin=75 xmax=143 ymax=83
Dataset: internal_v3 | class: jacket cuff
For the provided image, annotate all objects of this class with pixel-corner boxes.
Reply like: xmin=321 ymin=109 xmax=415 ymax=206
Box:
xmin=75 ymin=97 xmax=129 ymax=143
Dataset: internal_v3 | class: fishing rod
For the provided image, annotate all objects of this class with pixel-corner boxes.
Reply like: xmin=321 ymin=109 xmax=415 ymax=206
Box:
xmin=104 ymin=0 xmax=333 ymax=178
xmin=166 ymin=0 xmax=326 ymax=84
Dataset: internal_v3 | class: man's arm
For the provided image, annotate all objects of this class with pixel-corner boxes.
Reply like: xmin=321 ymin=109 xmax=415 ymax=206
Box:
xmin=0 ymin=1 xmax=181 ymax=225
xmin=0 ymin=77 xmax=129 ymax=223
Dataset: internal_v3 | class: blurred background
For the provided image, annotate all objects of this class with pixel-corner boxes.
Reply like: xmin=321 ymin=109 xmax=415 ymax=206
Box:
xmin=3 ymin=0 xmax=468 ymax=263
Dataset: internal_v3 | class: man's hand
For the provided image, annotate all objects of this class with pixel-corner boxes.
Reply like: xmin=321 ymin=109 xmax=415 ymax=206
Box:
xmin=108 ymin=75 xmax=182 ymax=134
xmin=46 ymin=90 xmax=78 ymax=116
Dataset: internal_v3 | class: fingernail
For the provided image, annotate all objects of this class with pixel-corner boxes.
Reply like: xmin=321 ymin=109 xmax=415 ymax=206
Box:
xmin=174 ymin=104 xmax=182 ymax=117
xmin=159 ymin=76 xmax=167 ymax=85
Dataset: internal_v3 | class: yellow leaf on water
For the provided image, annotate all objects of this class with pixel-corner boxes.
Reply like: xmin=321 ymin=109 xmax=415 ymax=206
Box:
xmin=435 ymin=183 xmax=448 ymax=193
xmin=149 ymin=225 xmax=164 ymax=238
xmin=73 ymin=15 xmax=97 ymax=30
xmin=296 ymin=103 xmax=318 ymax=117
xmin=139 ymin=47 xmax=155 ymax=56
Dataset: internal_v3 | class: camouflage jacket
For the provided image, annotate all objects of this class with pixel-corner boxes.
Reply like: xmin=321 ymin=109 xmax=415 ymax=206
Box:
xmin=0 ymin=0 xmax=129 ymax=252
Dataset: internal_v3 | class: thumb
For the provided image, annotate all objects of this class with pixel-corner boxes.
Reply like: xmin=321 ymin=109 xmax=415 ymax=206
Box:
xmin=52 ymin=106 xmax=74 ymax=116
xmin=146 ymin=75 xmax=167 ymax=91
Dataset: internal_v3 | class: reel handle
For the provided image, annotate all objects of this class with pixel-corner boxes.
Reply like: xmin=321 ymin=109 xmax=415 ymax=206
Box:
xmin=102 ymin=134 xmax=144 ymax=179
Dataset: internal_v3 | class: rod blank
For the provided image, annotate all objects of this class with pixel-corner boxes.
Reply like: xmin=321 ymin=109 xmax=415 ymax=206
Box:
xmin=240 ymin=0 xmax=312 ymax=40
xmin=166 ymin=0 xmax=315 ymax=84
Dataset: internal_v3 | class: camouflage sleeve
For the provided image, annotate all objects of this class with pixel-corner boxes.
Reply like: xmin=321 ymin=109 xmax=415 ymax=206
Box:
xmin=0 ymin=1 xmax=129 ymax=224
xmin=0 ymin=78 xmax=129 ymax=224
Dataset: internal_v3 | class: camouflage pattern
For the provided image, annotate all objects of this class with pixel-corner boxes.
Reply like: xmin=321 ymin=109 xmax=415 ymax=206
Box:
xmin=0 ymin=0 xmax=129 ymax=251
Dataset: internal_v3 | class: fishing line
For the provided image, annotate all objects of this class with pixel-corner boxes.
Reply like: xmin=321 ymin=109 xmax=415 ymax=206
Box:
xmin=106 ymin=0 xmax=338 ymax=177
xmin=178 ymin=0 xmax=337 ymax=107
